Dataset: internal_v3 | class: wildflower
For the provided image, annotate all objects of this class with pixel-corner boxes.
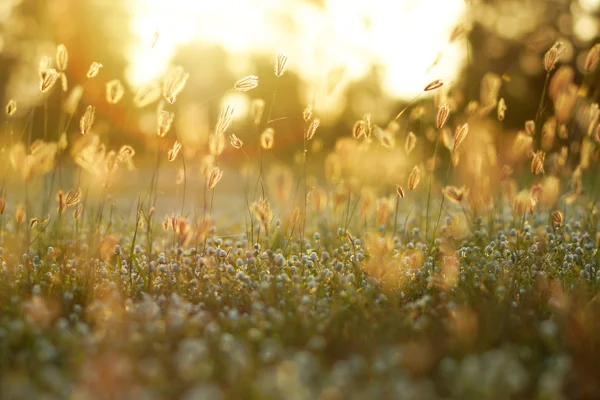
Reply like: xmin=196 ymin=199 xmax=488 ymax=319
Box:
xmin=275 ymin=53 xmax=288 ymax=77
xmin=424 ymin=79 xmax=443 ymax=91
xmin=408 ymin=165 xmax=421 ymax=190
xmin=305 ymin=118 xmax=320 ymax=140
xmin=86 ymin=62 xmax=103 ymax=78
xmin=5 ymin=100 xmax=16 ymax=117
xmin=80 ymin=105 xmax=95 ymax=135
xmin=168 ymin=141 xmax=182 ymax=161
xmin=207 ymin=167 xmax=223 ymax=190
xmin=233 ymin=75 xmax=259 ymax=91
xmin=437 ymin=104 xmax=450 ymax=129
xmin=157 ymin=110 xmax=175 ymax=137
xmin=229 ymin=134 xmax=243 ymax=149
xmin=56 ymin=44 xmax=68 ymax=71
xmin=261 ymin=128 xmax=274 ymax=149
xmin=453 ymin=123 xmax=469 ymax=151
xmin=106 ymin=80 xmax=125 ymax=104
xmin=531 ymin=151 xmax=546 ymax=175
xmin=405 ymin=132 xmax=417 ymax=155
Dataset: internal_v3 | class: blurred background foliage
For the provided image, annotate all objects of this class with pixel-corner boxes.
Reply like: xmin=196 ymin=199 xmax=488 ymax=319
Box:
xmin=0 ymin=0 xmax=599 ymax=164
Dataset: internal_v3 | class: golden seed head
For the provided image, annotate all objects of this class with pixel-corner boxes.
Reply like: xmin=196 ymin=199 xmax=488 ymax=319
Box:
xmin=274 ymin=53 xmax=288 ymax=78
xmin=396 ymin=185 xmax=405 ymax=198
xmin=39 ymin=68 xmax=59 ymax=93
xmin=408 ymin=165 xmax=421 ymax=190
xmin=106 ymin=79 xmax=125 ymax=104
xmin=59 ymin=72 xmax=68 ymax=92
xmin=405 ymin=132 xmax=417 ymax=155
xmin=303 ymin=104 xmax=313 ymax=122
xmin=363 ymin=114 xmax=372 ymax=138
xmin=550 ymin=210 xmax=563 ymax=225
xmin=72 ymin=204 xmax=83 ymax=220
xmin=453 ymin=123 xmax=469 ymax=151
xmin=5 ymin=99 xmax=17 ymax=117
xmin=117 ymin=145 xmax=135 ymax=163
xmin=531 ymin=150 xmax=546 ymax=175
xmin=30 ymin=218 xmax=40 ymax=229
xmin=251 ymin=98 xmax=265 ymax=125
xmin=56 ymin=44 xmax=68 ymax=71
xmin=134 ymin=81 xmax=162 ymax=108
xmin=168 ymin=141 xmax=182 ymax=161
xmin=209 ymin=134 xmax=225 ymax=156
xmin=352 ymin=120 xmax=366 ymax=139
xmin=442 ymin=185 xmax=469 ymax=204
xmin=305 ymin=118 xmax=320 ymax=140
xmin=585 ymin=44 xmax=600 ymax=73
xmin=65 ymin=188 xmax=82 ymax=207
xmin=207 ymin=166 xmax=223 ymax=190
xmin=216 ymin=104 xmax=235 ymax=137
xmin=15 ymin=203 xmax=26 ymax=224
xmin=424 ymin=79 xmax=443 ymax=92
xmin=157 ymin=110 xmax=175 ymax=137
xmin=229 ymin=134 xmax=243 ymax=149
xmin=525 ymin=120 xmax=535 ymax=136
xmin=233 ymin=75 xmax=259 ymax=91
xmin=250 ymin=198 xmax=272 ymax=228
xmin=436 ymin=104 xmax=450 ymax=129
xmin=544 ymin=41 xmax=564 ymax=72
xmin=497 ymin=98 xmax=507 ymax=121
xmin=163 ymin=66 xmax=189 ymax=104
xmin=261 ymin=128 xmax=274 ymax=149
xmin=80 ymin=105 xmax=96 ymax=135
xmin=86 ymin=62 xmax=103 ymax=79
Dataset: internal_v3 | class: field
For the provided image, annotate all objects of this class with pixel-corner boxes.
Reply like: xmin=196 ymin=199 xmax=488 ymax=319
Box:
xmin=2 ymin=2 xmax=600 ymax=399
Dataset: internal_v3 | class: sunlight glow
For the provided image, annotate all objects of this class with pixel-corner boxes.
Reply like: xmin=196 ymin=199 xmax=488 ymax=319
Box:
xmin=127 ymin=0 xmax=467 ymax=101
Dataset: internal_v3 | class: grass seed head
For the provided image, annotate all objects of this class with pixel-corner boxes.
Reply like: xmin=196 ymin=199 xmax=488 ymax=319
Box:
xmin=106 ymin=80 xmax=125 ymax=104
xmin=229 ymin=134 xmax=243 ymax=149
xmin=117 ymin=145 xmax=135 ymax=163
xmin=216 ymin=104 xmax=234 ymax=137
xmin=305 ymin=118 xmax=320 ymax=140
xmin=162 ymin=66 xmax=189 ymax=104
xmin=275 ymin=53 xmax=288 ymax=77
xmin=408 ymin=165 xmax=421 ymax=190
xmin=207 ymin=166 xmax=223 ymax=190
xmin=168 ymin=141 xmax=182 ymax=161
xmin=525 ymin=120 xmax=535 ymax=135
xmin=453 ymin=123 xmax=469 ymax=151
xmin=531 ymin=151 xmax=546 ymax=174
xmin=209 ymin=134 xmax=225 ymax=156
xmin=303 ymin=104 xmax=313 ymax=122
xmin=497 ymin=98 xmax=507 ymax=121
xmin=585 ymin=44 xmax=600 ymax=73
xmin=15 ymin=203 xmax=25 ymax=224
xmin=250 ymin=198 xmax=273 ymax=229
xmin=437 ymin=104 xmax=450 ymax=129
xmin=352 ymin=120 xmax=366 ymax=139
xmin=551 ymin=210 xmax=563 ymax=225
xmin=80 ymin=105 xmax=96 ymax=135
xmin=261 ymin=128 xmax=274 ymax=149
xmin=405 ymin=132 xmax=417 ymax=155
xmin=39 ymin=68 xmax=59 ymax=93
xmin=134 ymin=81 xmax=162 ymax=108
xmin=233 ymin=75 xmax=259 ymax=91
xmin=396 ymin=185 xmax=405 ymax=198
xmin=442 ymin=185 xmax=469 ymax=204
xmin=59 ymin=72 xmax=68 ymax=92
xmin=86 ymin=62 xmax=103 ymax=78
xmin=56 ymin=44 xmax=68 ymax=71
xmin=157 ymin=110 xmax=175 ymax=137
xmin=5 ymin=100 xmax=16 ymax=117
xmin=424 ymin=79 xmax=443 ymax=92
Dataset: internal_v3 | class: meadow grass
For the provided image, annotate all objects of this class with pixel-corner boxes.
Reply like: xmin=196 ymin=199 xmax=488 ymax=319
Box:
xmin=1 ymin=42 xmax=600 ymax=400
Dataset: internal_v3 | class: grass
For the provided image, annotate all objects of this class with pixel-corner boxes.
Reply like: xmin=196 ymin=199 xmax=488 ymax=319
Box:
xmin=1 ymin=40 xmax=600 ymax=400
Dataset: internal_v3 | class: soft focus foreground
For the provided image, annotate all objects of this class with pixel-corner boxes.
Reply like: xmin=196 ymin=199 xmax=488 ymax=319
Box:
xmin=2 ymin=0 xmax=600 ymax=399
